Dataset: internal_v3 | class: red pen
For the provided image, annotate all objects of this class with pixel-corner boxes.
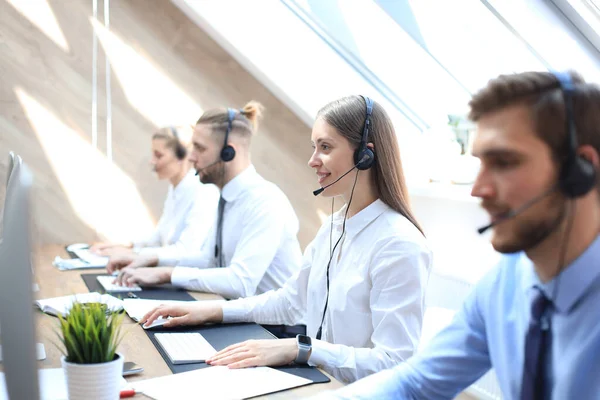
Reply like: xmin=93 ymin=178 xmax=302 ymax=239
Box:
xmin=120 ymin=389 xmax=143 ymax=398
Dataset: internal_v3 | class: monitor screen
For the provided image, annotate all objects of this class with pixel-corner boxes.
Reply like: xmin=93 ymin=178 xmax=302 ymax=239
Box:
xmin=0 ymin=159 xmax=40 ymax=399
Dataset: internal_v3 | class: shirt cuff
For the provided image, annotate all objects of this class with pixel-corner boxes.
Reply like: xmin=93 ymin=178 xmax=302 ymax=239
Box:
xmin=170 ymin=266 xmax=199 ymax=288
xmin=309 ymin=339 xmax=339 ymax=369
xmin=140 ymin=246 xmax=178 ymax=264
xmin=221 ymin=299 xmax=251 ymax=323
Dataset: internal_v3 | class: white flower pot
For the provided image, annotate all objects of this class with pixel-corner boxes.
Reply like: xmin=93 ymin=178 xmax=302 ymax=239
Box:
xmin=61 ymin=353 xmax=123 ymax=400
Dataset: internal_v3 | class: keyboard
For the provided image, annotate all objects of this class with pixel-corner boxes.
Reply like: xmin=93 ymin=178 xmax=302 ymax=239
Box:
xmin=154 ymin=333 xmax=217 ymax=365
xmin=97 ymin=275 xmax=142 ymax=292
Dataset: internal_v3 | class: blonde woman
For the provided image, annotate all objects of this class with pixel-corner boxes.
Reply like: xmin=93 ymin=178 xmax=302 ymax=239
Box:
xmin=91 ymin=126 xmax=219 ymax=258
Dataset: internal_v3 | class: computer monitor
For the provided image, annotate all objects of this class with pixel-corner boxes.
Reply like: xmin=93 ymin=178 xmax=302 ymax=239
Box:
xmin=3 ymin=154 xmax=21 ymax=223
xmin=0 ymin=159 xmax=40 ymax=399
xmin=1 ymin=153 xmax=19 ymax=240
xmin=5 ymin=152 xmax=16 ymax=188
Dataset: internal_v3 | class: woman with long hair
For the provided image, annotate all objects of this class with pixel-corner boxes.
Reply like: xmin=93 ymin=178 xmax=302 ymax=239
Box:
xmin=91 ymin=125 xmax=218 ymax=257
xmin=142 ymin=96 xmax=432 ymax=383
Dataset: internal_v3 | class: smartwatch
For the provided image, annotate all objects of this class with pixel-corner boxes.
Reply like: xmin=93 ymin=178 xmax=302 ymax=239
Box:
xmin=295 ymin=334 xmax=312 ymax=364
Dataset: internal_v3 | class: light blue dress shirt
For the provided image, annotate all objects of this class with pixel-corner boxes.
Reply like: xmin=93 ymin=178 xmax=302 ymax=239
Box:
xmin=321 ymin=235 xmax=600 ymax=399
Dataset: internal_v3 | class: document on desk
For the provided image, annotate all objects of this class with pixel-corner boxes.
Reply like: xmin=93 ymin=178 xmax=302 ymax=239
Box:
xmin=53 ymin=245 xmax=109 ymax=270
xmin=53 ymin=256 xmax=106 ymax=271
xmin=72 ymin=248 xmax=108 ymax=265
xmin=132 ymin=365 xmax=312 ymax=400
xmin=35 ymin=292 xmax=124 ymax=317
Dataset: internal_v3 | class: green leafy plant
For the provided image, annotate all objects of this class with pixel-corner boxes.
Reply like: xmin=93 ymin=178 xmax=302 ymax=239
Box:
xmin=448 ymin=114 xmax=475 ymax=155
xmin=57 ymin=302 xmax=124 ymax=364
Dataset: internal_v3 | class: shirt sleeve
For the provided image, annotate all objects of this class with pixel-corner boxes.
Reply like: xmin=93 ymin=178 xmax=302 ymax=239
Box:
xmin=138 ymin=185 xmax=219 ymax=260
xmin=169 ymin=197 xmax=289 ymax=299
xmin=318 ymin=269 xmax=494 ymax=399
xmin=132 ymin=221 xmax=163 ymax=250
xmin=132 ymin=191 xmax=169 ymax=249
xmin=220 ymin=239 xmax=316 ymax=324
xmin=308 ymin=238 xmax=431 ymax=383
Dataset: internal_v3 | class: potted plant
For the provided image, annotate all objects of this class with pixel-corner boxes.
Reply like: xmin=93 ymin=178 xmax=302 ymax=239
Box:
xmin=57 ymin=302 xmax=125 ymax=400
xmin=447 ymin=114 xmax=479 ymax=184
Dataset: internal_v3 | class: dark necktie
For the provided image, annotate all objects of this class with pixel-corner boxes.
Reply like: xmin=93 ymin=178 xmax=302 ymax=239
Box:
xmin=520 ymin=287 xmax=552 ymax=400
xmin=214 ymin=195 xmax=226 ymax=267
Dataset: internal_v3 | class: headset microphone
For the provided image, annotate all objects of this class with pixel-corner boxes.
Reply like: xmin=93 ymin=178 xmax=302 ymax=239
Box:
xmin=312 ymin=154 xmax=369 ymax=196
xmin=194 ymin=159 xmax=222 ymax=176
xmin=477 ymin=184 xmax=560 ymax=234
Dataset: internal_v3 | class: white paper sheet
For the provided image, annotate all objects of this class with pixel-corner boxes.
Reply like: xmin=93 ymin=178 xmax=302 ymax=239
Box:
xmin=72 ymin=248 xmax=109 ymax=266
xmin=52 ymin=256 xmax=105 ymax=271
xmin=53 ymin=244 xmax=109 ymax=270
xmin=34 ymin=292 xmax=123 ymax=317
xmin=132 ymin=366 xmax=312 ymax=400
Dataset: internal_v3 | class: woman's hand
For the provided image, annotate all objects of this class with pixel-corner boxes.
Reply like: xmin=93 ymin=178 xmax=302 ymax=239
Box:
xmin=207 ymin=339 xmax=298 ymax=369
xmin=141 ymin=301 xmax=224 ymax=328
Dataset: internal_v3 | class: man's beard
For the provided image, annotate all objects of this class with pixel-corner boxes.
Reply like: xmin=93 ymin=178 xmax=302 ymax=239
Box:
xmin=199 ymin=164 xmax=223 ymax=186
xmin=491 ymin=194 xmax=567 ymax=254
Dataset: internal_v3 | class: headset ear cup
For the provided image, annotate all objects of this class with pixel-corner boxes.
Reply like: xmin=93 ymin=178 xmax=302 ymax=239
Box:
xmin=176 ymin=144 xmax=187 ymax=160
xmin=221 ymin=145 xmax=236 ymax=162
xmin=354 ymin=148 xmax=375 ymax=170
xmin=560 ymin=156 xmax=596 ymax=198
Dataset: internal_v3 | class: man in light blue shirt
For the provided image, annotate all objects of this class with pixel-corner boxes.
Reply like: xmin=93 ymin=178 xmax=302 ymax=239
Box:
xmin=319 ymin=71 xmax=600 ymax=399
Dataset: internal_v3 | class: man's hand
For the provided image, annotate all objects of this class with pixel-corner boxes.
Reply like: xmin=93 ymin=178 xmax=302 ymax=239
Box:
xmin=206 ymin=339 xmax=298 ymax=369
xmin=106 ymin=253 xmax=158 ymax=274
xmin=114 ymin=267 xmax=174 ymax=287
xmin=141 ymin=301 xmax=224 ymax=328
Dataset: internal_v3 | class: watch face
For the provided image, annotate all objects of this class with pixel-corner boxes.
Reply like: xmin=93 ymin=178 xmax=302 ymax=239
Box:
xmin=298 ymin=335 xmax=311 ymax=345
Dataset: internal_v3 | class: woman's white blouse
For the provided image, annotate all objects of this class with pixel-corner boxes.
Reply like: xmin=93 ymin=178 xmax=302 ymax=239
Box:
xmin=221 ymin=199 xmax=433 ymax=383
xmin=133 ymin=169 xmax=219 ymax=258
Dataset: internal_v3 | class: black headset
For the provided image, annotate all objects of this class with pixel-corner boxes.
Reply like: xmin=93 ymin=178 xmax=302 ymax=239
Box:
xmin=220 ymin=108 xmax=237 ymax=162
xmin=554 ymin=71 xmax=596 ymax=198
xmin=169 ymin=126 xmax=187 ymax=160
xmin=355 ymin=95 xmax=375 ymax=170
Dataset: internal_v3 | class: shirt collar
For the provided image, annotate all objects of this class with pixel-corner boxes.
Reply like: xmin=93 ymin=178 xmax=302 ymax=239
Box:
xmin=172 ymin=169 xmax=197 ymax=200
xmin=332 ymin=199 xmax=389 ymax=237
xmin=221 ymin=165 xmax=259 ymax=202
xmin=521 ymin=235 xmax=600 ymax=313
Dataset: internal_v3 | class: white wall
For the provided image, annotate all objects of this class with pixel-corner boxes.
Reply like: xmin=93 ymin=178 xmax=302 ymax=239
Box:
xmin=412 ymin=193 xmax=500 ymax=284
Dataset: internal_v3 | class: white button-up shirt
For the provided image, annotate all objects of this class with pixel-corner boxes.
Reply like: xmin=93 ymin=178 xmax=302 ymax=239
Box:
xmin=163 ymin=165 xmax=303 ymax=299
xmin=221 ymin=199 xmax=432 ymax=383
xmin=134 ymin=169 xmax=219 ymax=259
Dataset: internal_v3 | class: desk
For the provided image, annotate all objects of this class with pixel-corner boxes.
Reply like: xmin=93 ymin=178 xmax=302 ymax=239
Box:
xmin=30 ymin=245 xmax=344 ymax=399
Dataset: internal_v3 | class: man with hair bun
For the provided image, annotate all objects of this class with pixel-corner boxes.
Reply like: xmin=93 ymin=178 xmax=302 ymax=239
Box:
xmin=107 ymin=101 xmax=303 ymax=306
